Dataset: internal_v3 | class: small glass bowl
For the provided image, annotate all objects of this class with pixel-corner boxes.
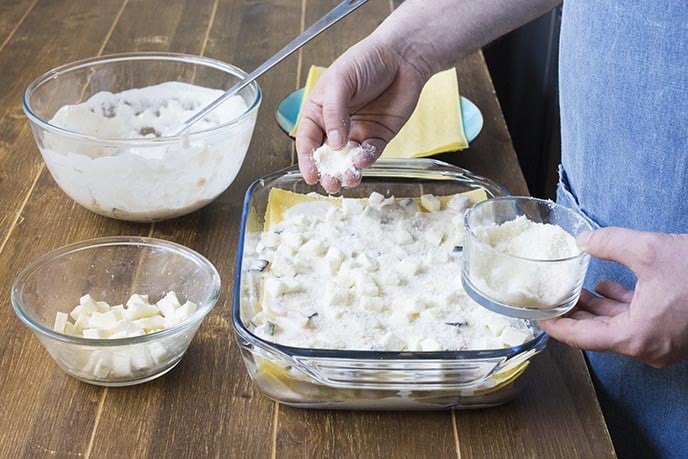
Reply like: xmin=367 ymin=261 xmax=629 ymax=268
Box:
xmin=462 ymin=196 xmax=593 ymax=320
xmin=22 ymin=52 xmax=261 ymax=222
xmin=12 ymin=237 xmax=221 ymax=386
xmin=233 ymin=159 xmax=548 ymax=409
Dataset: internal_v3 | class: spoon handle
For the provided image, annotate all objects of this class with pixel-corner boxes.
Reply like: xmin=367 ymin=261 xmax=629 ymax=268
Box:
xmin=173 ymin=0 xmax=370 ymax=136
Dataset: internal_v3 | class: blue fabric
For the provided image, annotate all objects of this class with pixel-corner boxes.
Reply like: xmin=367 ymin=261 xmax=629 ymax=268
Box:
xmin=558 ymin=1 xmax=688 ymax=458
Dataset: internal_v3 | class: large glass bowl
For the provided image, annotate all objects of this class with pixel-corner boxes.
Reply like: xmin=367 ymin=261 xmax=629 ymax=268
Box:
xmin=12 ymin=237 xmax=221 ymax=386
xmin=22 ymin=52 xmax=261 ymax=222
xmin=232 ymin=159 xmax=548 ymax=409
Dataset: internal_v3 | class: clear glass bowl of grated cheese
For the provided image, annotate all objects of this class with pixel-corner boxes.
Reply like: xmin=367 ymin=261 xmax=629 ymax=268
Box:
xmin=462 ymin=196 xmax=593 ymax=319
xmin=12 ymin=237 xmax=220 ymax=386
xmin=233 ymin=159 xmax=548 ymax=409
xmin=22 ymin=52 xmax=261 ymax=222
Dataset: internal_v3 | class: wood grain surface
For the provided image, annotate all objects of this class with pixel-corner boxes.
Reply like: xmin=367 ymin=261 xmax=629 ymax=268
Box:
xmin=0 ymin=0 xmax=615 ymax=458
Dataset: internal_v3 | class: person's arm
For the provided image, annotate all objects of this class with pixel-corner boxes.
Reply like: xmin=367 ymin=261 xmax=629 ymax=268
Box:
xmin=540 ymin=228 xmax=688 ymax=368
xmin=296 ymin=0 xmax=562 ymax=192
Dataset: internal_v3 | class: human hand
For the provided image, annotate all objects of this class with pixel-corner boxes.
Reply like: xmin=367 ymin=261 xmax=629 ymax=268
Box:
xmin=295 ymin=36 xmax=431 ymax=193
xmin=539 ymin=227 xmax=688 ymax=368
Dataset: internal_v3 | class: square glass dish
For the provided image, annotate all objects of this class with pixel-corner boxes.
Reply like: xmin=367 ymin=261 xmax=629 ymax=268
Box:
xmin=232 ymin=159 xmax=548 ymax=409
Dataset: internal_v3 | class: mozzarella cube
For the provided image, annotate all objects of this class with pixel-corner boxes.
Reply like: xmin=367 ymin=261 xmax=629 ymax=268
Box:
xmin=111 ymin=351 xmax=132 ymax=377
xmin=325 ymin=247 xmax=344 ymax=274
xmin=447 ymin=194 xmax=470 ymax=212
xmin=70 ymin=305 xmax=85 ymax=321
xmin=133 ymin=315 xmax=165 ymax=332
xmin=89 ymin=310 xmax=118 ymax=330
xmin=485 ymin=316 xmax=509 ymax=337
xmin=420 ymin=194 xmax=441 ymax=212
xmin=399 ymin=198 xmax=420 ymax=213
xmin=324 ymin=206 xmax=339 ymax=222
xmin=79 ymin=295 xmax=99 ymax=314
xmin=342 ymin=198 xmax=364 ymax=216
xmin=394 ymin=227 xmax=414 ymax=245
xmin=299 ymin=239 xmax=324 ymax=257
xmin=420 ymin=337 xmax=442 ymax=351
xmin=405 ymin=335 xmax=423 ymax=352
xmin=358 ymin=282 xmax=380 ymax=297
xmin=379 ymin=332 xmax=405 ymax=351
xmin=362 ymin=206 xmax=381 ymax=222
xmin=157 ymin=291 xmax=181 ymax=312
xmin=63 ymin=322 xmax=77 ymax=336
xmin=397 ymin=258 xmax=420 ymax=278
xmin=425 ymin=248 xmax=449 ymax=265
xmin=368 ymin=192 xmax=385 ymax=207
xmin=380 ymin=196 xmax=396 ymax=208
xmin=74 ymin=314 xmax=91 ymax=331
xmin=357 ymin=253 xmax=378 ymax=272
xmin=424 ymin=227 xmax=445 ymax=246
xmin=95 ymin=301 xmax=111 ymax=313
xmin=175 ymin=301 xmax=198 ymax=322
xmin=261 ymin=232 xmax=280 ymax=248
xmin=323 ymin=288 xmax=348 ymax=307
xmin=53 ymin=312 xmax=69 ymax=334
xmin=271 ymin=255 xmax=297 ymax=277
xmin=82 ymin=328 xmax=108 ymax=339
xmin=92 ymin=356 xmax=113 ymax=378
xmin=110 ymin=305 xmax=126 ymax=321
xmin=126 ymin=294 xmax=150 ymax=308
xmin=146 ymin=342 xmax=168 ymax=365
xmin=500 ymin=327 xmax=530 ymax=347
xmin=281 ymin=232 xmax=303 ymax=249
xmin=130 ymin=345 xmax=153 ymax=371
xmin=125 ymin=302 xmax=160 ymax=321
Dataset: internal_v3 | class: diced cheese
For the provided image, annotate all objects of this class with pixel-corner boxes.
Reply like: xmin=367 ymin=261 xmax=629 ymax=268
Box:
xmin=299 ymin=239 xmax=325 ymax=256
xmin=420 ymin=337 xmax=442 ymax=351
xmin=342 ymin=198 xmax=363 ymax=216
xmin=175 ymin=301 xmax=198 ymax=321
xmin=380 ymin=332 xmax=405 ymax=350
xmin=420 ymin=194 xmax=441 ymax=212
xmin=53 ymin=312 xmax=69 ymax=334
xmin=368 ymin=192 xmax=385 ymax=207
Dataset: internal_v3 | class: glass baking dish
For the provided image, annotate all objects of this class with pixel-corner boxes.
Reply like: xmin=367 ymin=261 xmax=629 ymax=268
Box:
xmin=232 ymin=159 xmax=548 ymax=409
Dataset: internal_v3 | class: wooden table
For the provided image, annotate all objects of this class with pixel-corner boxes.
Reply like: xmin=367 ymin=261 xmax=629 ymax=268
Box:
xmin=0 ymin=0 xmax=615 ymax=457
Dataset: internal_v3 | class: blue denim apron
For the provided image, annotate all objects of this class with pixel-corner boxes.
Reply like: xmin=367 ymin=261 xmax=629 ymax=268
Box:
xmin=558 ymin=2 xmax=688 ymax=458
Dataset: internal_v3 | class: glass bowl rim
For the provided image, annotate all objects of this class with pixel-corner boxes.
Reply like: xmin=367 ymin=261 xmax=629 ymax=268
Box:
xmin=12 ymin=236 xmax=221 ymax=346
xmin=232 ymin=159 xmax=548 ymax=362
xmin=22 ymin=51 xmax=262 ymax=144
xmin=464 ymin=195 xmax=593 ymax=263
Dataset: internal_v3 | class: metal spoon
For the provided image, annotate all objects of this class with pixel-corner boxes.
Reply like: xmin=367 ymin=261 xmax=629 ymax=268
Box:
xmin=171 ymin=0 xmax=369 ymax=136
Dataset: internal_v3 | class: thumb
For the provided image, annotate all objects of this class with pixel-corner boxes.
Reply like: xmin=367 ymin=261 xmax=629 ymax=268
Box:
xmin=576 ymin=226 xmax=656 ymax=277
xmin=320 ymin=69 xmax=354 ymax=150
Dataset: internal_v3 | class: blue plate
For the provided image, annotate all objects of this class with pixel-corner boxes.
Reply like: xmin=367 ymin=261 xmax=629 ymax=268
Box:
xmin=276 ymin=88 xmax=484 ymax=144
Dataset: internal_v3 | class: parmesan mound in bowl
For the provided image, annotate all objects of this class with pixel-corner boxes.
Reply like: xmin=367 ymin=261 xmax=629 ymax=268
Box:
xmin=462 ymin=196 xmax=593 ymax=320
xmin=12 ymin=237 xmax=220 ymax=386
xmin=22 ymin=53 xmax=261 ymax=222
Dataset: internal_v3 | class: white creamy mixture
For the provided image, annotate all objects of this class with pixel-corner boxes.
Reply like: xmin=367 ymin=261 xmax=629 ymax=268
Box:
xmin=250 ymin=192 xmax=534 ymax=351
xmin=42 ymin=82 xmax=255 ymax=221
xmin=469 ymin=215 xmax=582 ymax=309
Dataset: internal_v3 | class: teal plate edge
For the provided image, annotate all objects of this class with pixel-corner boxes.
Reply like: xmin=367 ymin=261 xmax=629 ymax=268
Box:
xmin=275 ymin=87 xmax=484 ymax=144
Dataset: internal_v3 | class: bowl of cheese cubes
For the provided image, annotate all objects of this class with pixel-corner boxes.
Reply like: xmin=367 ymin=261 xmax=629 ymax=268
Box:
xmin=233 ymin=159 xmax=548 ymax=409
xmin=12 ymin=236 xmax=220 ymax=386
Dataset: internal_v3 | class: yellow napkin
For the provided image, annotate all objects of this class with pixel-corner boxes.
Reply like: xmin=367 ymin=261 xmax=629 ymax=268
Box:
xmin=292 ymin=65 xmax=468 ymax=158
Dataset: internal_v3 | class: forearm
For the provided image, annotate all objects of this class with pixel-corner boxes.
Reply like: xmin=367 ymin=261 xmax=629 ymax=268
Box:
xmin=371 ymin=0 xmax=562 ymax=77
